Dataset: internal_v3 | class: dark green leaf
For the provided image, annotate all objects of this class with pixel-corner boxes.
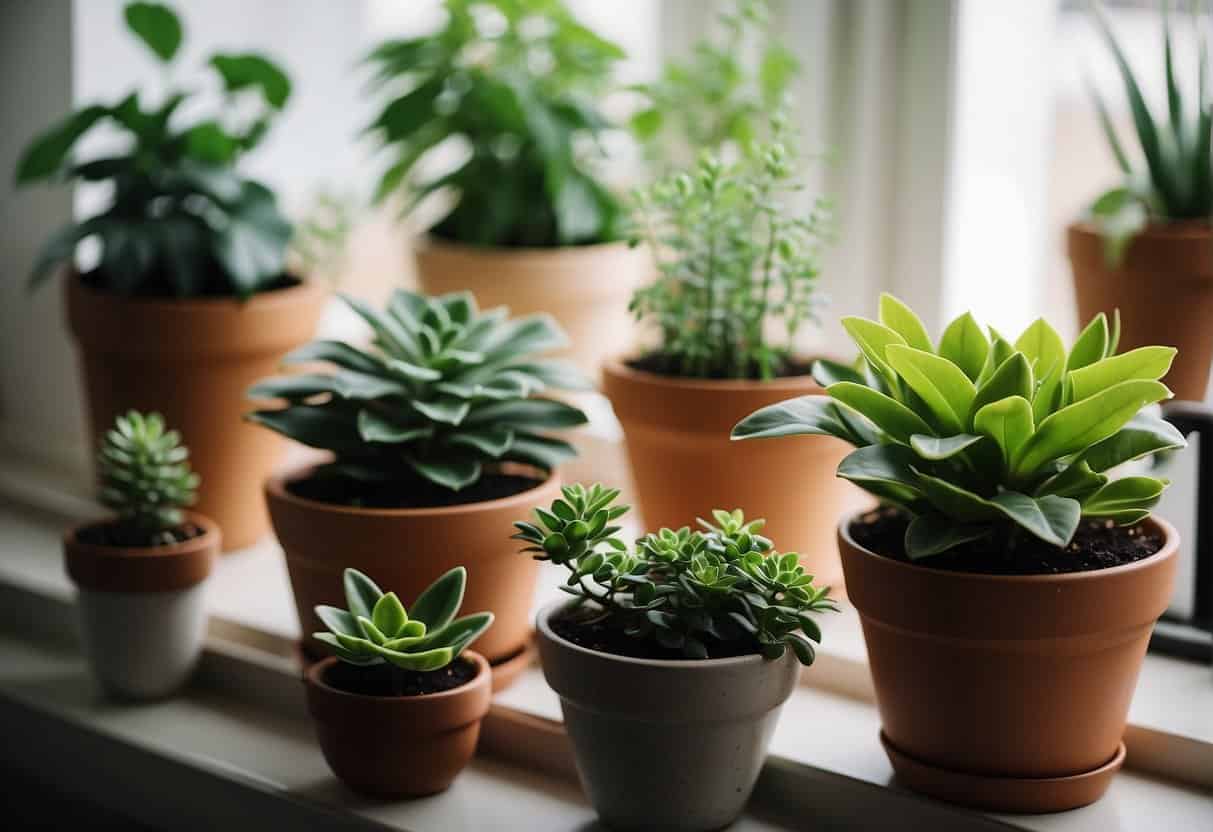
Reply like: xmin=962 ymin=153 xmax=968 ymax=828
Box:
xmin=124 ymin=2 xmax=182 ymax=62
xmin=209 ymin=53 xmax=292 ymax=108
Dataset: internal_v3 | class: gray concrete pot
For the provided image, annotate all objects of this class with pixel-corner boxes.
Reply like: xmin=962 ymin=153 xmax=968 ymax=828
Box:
xmin=536 ymin=601 xmax=800 ymax=831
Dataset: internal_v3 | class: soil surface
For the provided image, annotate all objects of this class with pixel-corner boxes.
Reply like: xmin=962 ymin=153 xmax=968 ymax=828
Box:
xmin=850 ymin=506 xmax=1165 ymax=575
xmin=627 ymin=353 xmax=816 ymax=382
xmin=289 ymin=472 xmax=542 ymax=509
xmin=552 ymin=606 xmax=758 ymax=661
xmin=75 ymin=520 xmax=205 ymax=549
xmin=323 ymin=656 xmax=477 ymax=697
xmin=80 ymin=266 xmax=298 ymax=298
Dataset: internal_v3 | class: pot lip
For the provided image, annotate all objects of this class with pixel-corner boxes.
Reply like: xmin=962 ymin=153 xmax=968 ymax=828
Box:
xmin=67 ymin=270 xmax=326 ymax=312
xmin=265 ymin=461 xmax=558 ymax=519
xmin=837 ymin=508 xmax=1179 ymax=585
xmin=304 ymin=650 xmax=490 ymax=703
xmin=64 ymin=511 xmax=221 ymax=561
xmin=601 ymin=356 xmax=826 ymax=395
xmin=1068 ymin=217 xmax=1213 ymax=242
xmin=536 ymin=599 xmax=771 ymax=670
xmin=413 ymin=232 xmax=634 ymax=258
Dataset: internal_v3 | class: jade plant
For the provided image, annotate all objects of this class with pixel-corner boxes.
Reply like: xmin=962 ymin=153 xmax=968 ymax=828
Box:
xmin=314 ymin=567 xmax=492 ymax=679
xmin=249 ymin=289 xmax=589 ymax=492
xmin=15 ymin=1 xmax=293 ymax=297
xmin=733 ymin=294 xmax=1187 ymax=559
xmin=365 ymin=0 xmax=625 ymax=247
xmin=512 ymin=483 xmax=836 ymax=663
xmin=98 ymin=410 xmax=200 ymax=546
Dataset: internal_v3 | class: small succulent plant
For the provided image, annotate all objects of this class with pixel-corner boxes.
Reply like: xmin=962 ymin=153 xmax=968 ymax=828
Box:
xmin=98 ymin=410 xmax=199 ymax=545
xmin=513 ymin=483 xmax=836 ymax=664
xmin=314 ymin=566 xmax=492 ymax=676
xmin=249 ymin=290 xmax=590 ymax=493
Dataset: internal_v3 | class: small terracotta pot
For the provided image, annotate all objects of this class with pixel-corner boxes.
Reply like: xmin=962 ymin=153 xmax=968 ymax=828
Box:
xmin=838 ymin=512 xmax=1179 ymax=813
xmin=64 ymin=512 xmax=219 ymax=700
xmin=1068 ymin=220 xmax=1213 ymax=402
xmin=602 ymin=360 xmax=862 ymax=588
xmin=537 ymin=602 xmax=800 ymax=831
xmin=304 ymin=652 xmax=491 ymax=797
xmin=266 ymin=464 xmax=559 ymax=669
xmin=66 ymin=275 xmax=327 ymax=550
xmin=413 ymin=236 xmax=651 ymax=380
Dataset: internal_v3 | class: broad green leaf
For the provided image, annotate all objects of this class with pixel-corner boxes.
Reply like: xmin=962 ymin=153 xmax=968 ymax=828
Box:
xmin=378 ymin=645 xmax=454 ymax=672
xmin=879 ymin=293 xmax=933 ymax=352
xmin=16 ymin=105 xmax=110 ymax=183
xmin=909 ymin=433 xmax=984 ymax=461
xmin=501 ymin=433 xmax=577 ymax=470
xmin=504 ymin=360 xmax=593 ymax=392
xmin=420 ymin=612 xmax=493 ymax=656
xmin=246 ymin=405 xmax=361 ymax=453
xmin=464 ymin=397 xmax=587 ymax=429
xmin=343 ymin=568 xmax=384 ymax=620
xmin=410 ymin=566 xmax=467 ymax=631
xmin=214 ymin=183 xmax=291 ymax=297
xmin=313 ymin=632 xmax=379 ymax=665
xmin=732 ymin=395 xmax=857 ymax=442
xmin=938 ymin=312 xmax=989 ymax=381
xmin=1035 ymin=461 xmax=1108 ymax=501
xmin=408 ymin=456 xmax=481 ymax=491
xmin=905 ymin=514 xmax=989 ymax=560
xmin=841 ymin=317 xmax=906 ymax=393
xmin=1067 ymin=313 xmax=1110 ymax=372
xmin=1082 ymin=476 xmax=1167 ymax=516
xmin=478 ymin=314 xmax=568 ymax=363
xmin=914 ymin=471 xmax=1000 ymax=523
xmin=1108 ymin=309 xmax=1121 ymax=356
xmin=973 ymin=396 xmax=1034 ymax=466
xmin=1014 ymin=318 xmax=1066 ymax=424
xmin=410 ymin=396 xmax=470 ymax=425
xmin=837 ymin=445 xmax=923 ymax=505
xmin=987 ymin=492 xmax=1081 ymax=547
xmin=332 ymin=369 xmax=409 ymax=400
xmin=183 ymin=121 xmax=238 ymax=164
xmin=356 ymin=409 xmax=431 ymax=444
xmin=370 ymin=78 xmax=444 ymax=143
xmin=124 ymin=2 xmax=182 ymax=62
xmin=372 ymin=592 xmax=408 ymax=638
xmin=976 ymin=329 xmax=1016 ymax=387
xmin=812 ymin=358 xmax=865 ymax=387
xmin=827 ymin=382 xmax=933 ymax=444
xmin=1067 ymin=346 xmax=1177 ymax=403
xmin=387 ymin=359 xmax=442 ymax=383
xmin=969 ymin=353 xmax=1034 ymax=423
xmin=447 ymin=426 xmax=515 ymax=457
xmin=209 ymin=53 xmax=291 ymax=109
xmin=1081 ymin=412 xmax=1186 ymax=472
xmin=247 ymin=373 xmax=335 ymax=401
xmin=885 ymin=345 xmax=976 ymax=434
xmin=314 ymin=604 xmax=359 ymax=637
xmin=339 ymin=293 xmax=420 ymax=362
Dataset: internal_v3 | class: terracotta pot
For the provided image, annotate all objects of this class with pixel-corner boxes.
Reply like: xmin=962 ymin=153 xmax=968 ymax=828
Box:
xmin=537 ymin=602 xmax=799 ymax=831
xmin=266 ymin=464 xmax=559 ymax=669
xmin=304 ymin=652 xmax=491 ymax=797
xmin=1068 ymin=220 xmax=1213 ymax=402
xmin=838 ymin=512 xmax=1179 ymax=813
xmin=64 ymin=512 xmax=219 ymax=699
xmin=602 ymin=360 xmax=862 ymax=589
xmin=413 ymin=236 xmax=650 ymax=380
xmin=66 ymin=276 xmax=327 ymax=551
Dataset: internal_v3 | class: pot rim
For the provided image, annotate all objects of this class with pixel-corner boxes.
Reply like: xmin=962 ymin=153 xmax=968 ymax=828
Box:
xmin=837 ymin=508 xmax=1179 ymax=586
xmin=413 ymin=232 xmax=636 ymax=258
xmin=64 ymin=510 xmax=221 ymax=560
xmin=601 ymin=357 xmax=826 ymax=395
xmin=304 ymin=650 xmax=489 ymax=703
xmin=68 ymin=270 xmax=324 ymax=313
xmin=1068 ymin=217 xmax=1213 ymax=241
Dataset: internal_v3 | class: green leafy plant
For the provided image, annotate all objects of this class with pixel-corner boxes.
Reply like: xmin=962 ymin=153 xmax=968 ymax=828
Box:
xmin=1085 ymin=0 xmax=1213 ymax=262
xmin=14 ymin=1 xmax=293 ymax=298
xmin=733 ymin=294 xmax=1186 ymax=560
xmin=314 ymin=566 xmax=492 ymax=682
xmin=629 ymin=122 xmax=831 ymax=380
xmin=249 ymin=289 xmax=589 ymax=493
xmin=365 ymin=0 xmax=625 ymax=247
xmin=98 ymin=410 xmax=200 ymax=546
xmin=512 ymin=483 xmax=836 ymax=663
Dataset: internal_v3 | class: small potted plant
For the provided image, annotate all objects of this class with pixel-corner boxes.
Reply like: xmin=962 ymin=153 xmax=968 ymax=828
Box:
xmin=365 ymin=0 xmax=648 ymax=377
xmin=1069 ymin=1 xmax=1213 ymax=401
xmin=734 ymin=297 xmax=1185 ymax=812
xmin=13 ymin=1 xmax=326 ymax=549
xmin=603 ymin=128 xmax=855 ymax=586
xmin=65 ymin=411 xmax=219 ymax=700
xmin=305 ymin=565 xmax=492 ymax=797
xmin=251 ymin=289 xmax=588 ymax=684
xmin=514 ymin=483 xmax=835 ymax=831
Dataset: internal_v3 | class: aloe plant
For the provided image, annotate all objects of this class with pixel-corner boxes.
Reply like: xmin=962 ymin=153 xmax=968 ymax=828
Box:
xmin=1086 ymin=0 xmax=1213 ymax=262
xmin=733 ymin=295 xmax=1186 ymax=560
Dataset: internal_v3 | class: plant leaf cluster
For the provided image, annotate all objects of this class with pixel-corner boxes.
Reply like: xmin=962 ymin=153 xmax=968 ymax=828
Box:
xmin=365 ymin=0 xmax=625 ymax=247
xmin=314 ymin=566 xmax=492 ymax=673
xmin=249 ymin=290 xmax=590 ymax=492
xmin=513 ymin=483 xmax=836 ymax=664
xmin=733 ymin=294 xmax=1186 ymax=559
xmin=14 ymin=1 xmax=293 ymax=298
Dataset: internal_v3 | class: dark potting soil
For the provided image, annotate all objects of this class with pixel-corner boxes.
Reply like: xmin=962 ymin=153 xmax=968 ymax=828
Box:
xmin=551 ymin=607 xmax=759 ymax=661
xmin=75 ymin=520 xmax=206 ymax=549
xmin=849 ymin=506 xmax=1165 ymax=576
xmin=80 ymin=266 xmax=299 ymax=299
xmin=323 ymin=656 xmax=477 ymax=697
xmin=288 ymin=472 xmax=542 ymax=509
xmin=626 ymin=352 xmax=817 ymax=382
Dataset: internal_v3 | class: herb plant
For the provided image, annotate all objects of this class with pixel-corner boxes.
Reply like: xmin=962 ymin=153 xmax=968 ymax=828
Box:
xmin=513 ymin=483 xmax=836 ymax=663
xmin=249 ymin=289 xmax=590 ymax=493
xmin=98 ymin=410 xmax=200 ymax=546
xmin=733 ymin=294 xmax=1186 ymax=560
xmin=1085 ymin=1 xmax=1213 ymax=263
xmin=366 ymin=0 xmax=625 ymax=247
xmin=14 ymin=1 xmax=293 ymax=298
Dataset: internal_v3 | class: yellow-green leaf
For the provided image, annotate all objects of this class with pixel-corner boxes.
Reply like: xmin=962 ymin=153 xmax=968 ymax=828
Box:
xmin=827 ymin=382 xmax=933 ymax=443
xmin=938 ymin=312 xmax=989 ymax=381
xmin=885 ymin=345 xmax=976 ymax=435
xmin=973 ymin=395 xmax=1034 ymax=466
xmin=1067 ymin=346 xmax=1177 ymax=403
xmin=879 ymin=293 xmax=933 ymax=352
xmin=841 ymin=317 xmax=907 ymax=393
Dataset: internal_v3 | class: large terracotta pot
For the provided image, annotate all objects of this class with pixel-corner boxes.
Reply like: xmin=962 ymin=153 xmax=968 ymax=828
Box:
xmin=602 ymin=360 xmax=861 ymax=588
xmin=838 ymin=512 xmax=1179 ymax=813
xmin=1068 ymin=220 xmax=1213 ymax=401
xmin=66 ymin=276 xmax=327 ymax=550
xmin=266 ymin=464 xmax=560 ymax=671
xmin=413 ymin=236 xmax=650 ymax=380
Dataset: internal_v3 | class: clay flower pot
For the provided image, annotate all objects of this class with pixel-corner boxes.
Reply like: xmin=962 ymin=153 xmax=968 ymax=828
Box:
xmin=602 ymin=360 xmax=860 ymax=588
xmin=266 ymin=464 xmax=560 ymax=679
xmin=66 ymin=276 xmax=327 ymax=550
xmin=304 ymin=652 xmax=491 ymax=797
xmin=536 ymin=601 xmax=799 ymax=831
xmin=838 ymin=512 xmax=1180 ymax=813
xmin=413 ymin=236 xmax=650 ymax=379
xmin=1068 ymin=220 xmax=1213 ymax=402
xmin=64 ymin=512 xmax=220 ymax=700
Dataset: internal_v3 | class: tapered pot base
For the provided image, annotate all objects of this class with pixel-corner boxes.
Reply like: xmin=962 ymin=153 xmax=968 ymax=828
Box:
xmin=881 ymin=732 xmax=1125 ymax=814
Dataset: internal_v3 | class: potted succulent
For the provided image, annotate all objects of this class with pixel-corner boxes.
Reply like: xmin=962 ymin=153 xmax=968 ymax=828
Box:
xmin=364 ymin=0 xmax=648 ymax=377
xmin=603 ymin=132 xmax=855 ymax=586
xmin=514 ymin=483 xmax=836 ymax=831
xmin=734 ymin=297 xmax=1185 ymax=812
xmin=305 ymin=565 xmax=492 ymax=797
xmin=13 ymin=1 xmax=326 ymax=550
xmin=1070 ymin=2 xmax=1213 ymax=401
xmin=65 ymin=411 xmax=219 ymax=700
xmin=251 ymin=289 xmax=588 ymax=683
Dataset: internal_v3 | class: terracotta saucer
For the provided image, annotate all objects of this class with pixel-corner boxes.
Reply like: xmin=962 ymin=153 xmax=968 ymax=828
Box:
xmin=880 ymin=732 xmax=1126 ymax=814
xmin=489 ymin=639 xmax=537 ymax=693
